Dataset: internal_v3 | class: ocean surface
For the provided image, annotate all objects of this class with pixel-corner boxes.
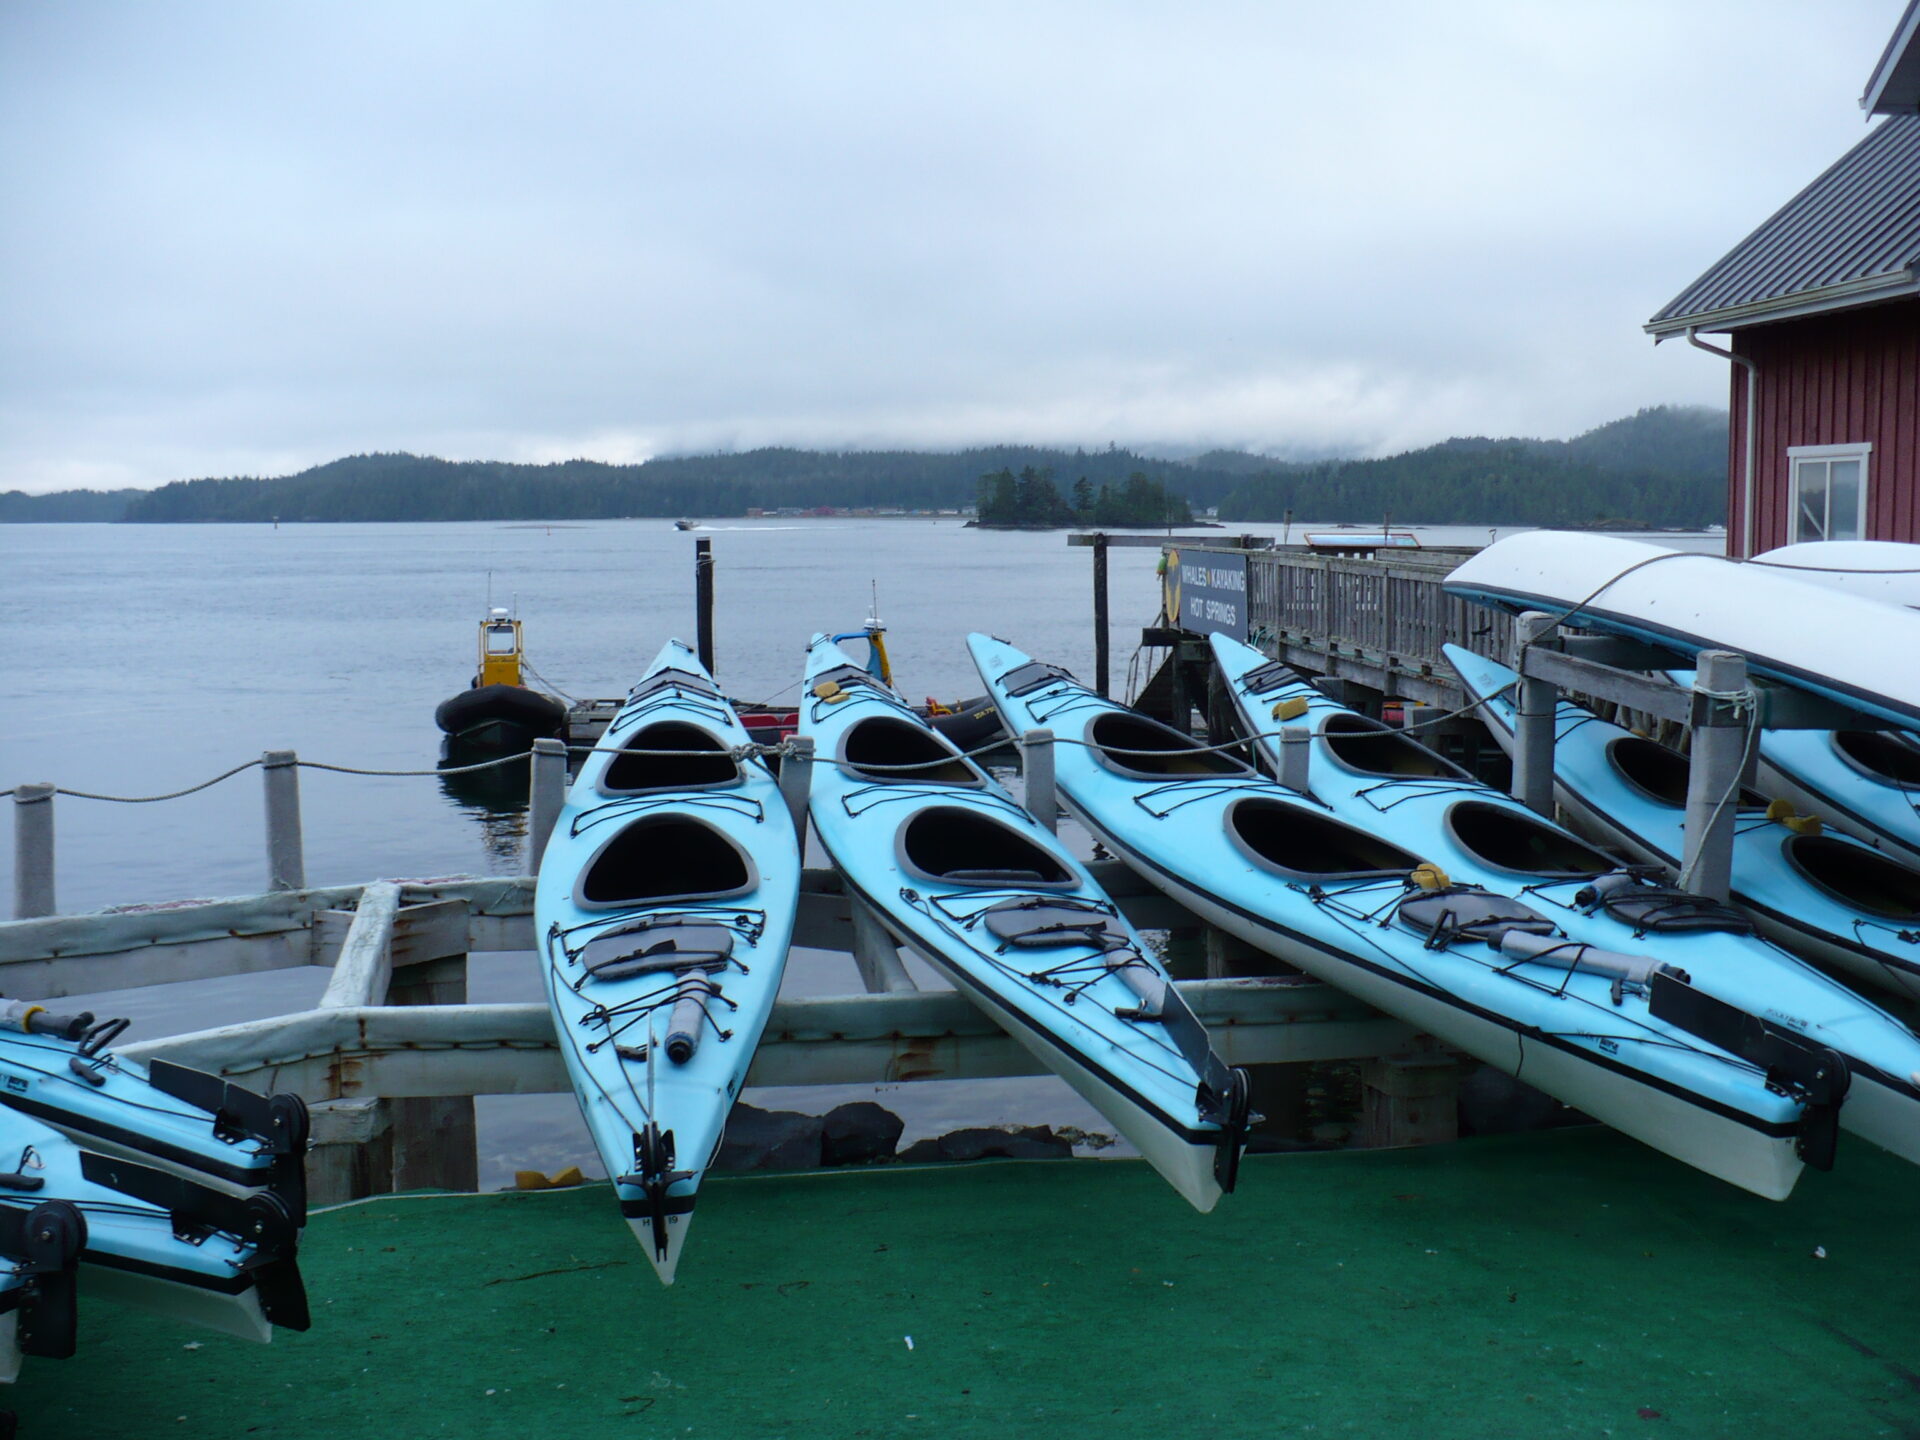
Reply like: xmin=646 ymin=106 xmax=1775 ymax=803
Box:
xmin=2 ymin=517 xmax=1722 ymax=1186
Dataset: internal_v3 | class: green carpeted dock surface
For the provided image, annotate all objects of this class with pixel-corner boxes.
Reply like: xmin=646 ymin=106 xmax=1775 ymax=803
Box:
xmin=14 ymin=1129 xmax=1920 ymax=1438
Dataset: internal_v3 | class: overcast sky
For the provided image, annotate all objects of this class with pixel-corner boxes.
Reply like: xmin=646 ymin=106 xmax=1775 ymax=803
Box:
xmin=0 ymin=2 xmax=1906 ymax=494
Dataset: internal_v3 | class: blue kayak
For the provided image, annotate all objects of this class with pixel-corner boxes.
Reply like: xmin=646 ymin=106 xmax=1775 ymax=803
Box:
xmin=799 ymin=633 xmax=1249 ymax=1211
xmin=1661 ymin=668 xmax=1920 ymax=870
xmin=1213 ymin=634 xmax=1920 ymax=1168
xmin=0 ymin=1109 xmax=307 ymax=1349
xmin=0 ymin=1002 xmax=308 ymax=1224
xmin=973 ymin=634 xmax=1851 ymax=1200
xmin=535 ymin=640 xmax=800 ymax=1284
xmin=1448 ymin=645 xmax=1920 ymax=1011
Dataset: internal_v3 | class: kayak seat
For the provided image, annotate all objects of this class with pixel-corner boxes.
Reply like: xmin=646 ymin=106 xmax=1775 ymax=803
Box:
xmin=577 ymin=816 xmax=756 ymax=908
xmin=1606 ymin=736 xmax=1769 ymax=811
xmin=900 ymin=807 xmax=1072 ymax=887
xmin=982 ymin=900 xmax=1124 ymax=948
xmin=1834 ymin=730 xmax=1920 ymax=788
xmin=628 ymin=668 xmax=719 ymax=704
xmin=1089 ymin=712 xmax=1253 ymax=779
xmin=842 ymin=716 xmax=981 ymax=785
xmin=998 ymin=660 xmax=1076 ymax=698
xmin=1239 ymin=660 xmax=1303 ymax=696
xmin=1589 ymin=884 xmax=1753 ymax=935
xmin=600 ymin=722 xmax=739 ymax=795
xmin=1785 ymin=834 xmax=1920 ymax=920
xmin=1321 ymin=714 xmax=1476 ymax=780
xmin=1227 ymin=797 xmax=1423 ymax=879
xmin=579 ymin=922 xmax=737 ymax=983
xmin=1445 ymin=800 xmax=1614 ymax=877
xmin=1397 ymin=887 xmax=1556 ymax=944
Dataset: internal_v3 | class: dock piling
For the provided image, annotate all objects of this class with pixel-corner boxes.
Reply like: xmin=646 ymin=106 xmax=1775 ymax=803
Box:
xmin=528 ymin=737 xmax=567 ymax=869
xmin=1092 ymin=533 xmax=1110 ymax=697
xmin=1680 ymin=650 xmax=1749 ymax=903
xmin=848 ymin=894 xmax=919 ymax=993
xmin=1510 ymin=612 xmax=1560 ymax=817
xmin=388 ymin=945 xmax=480 ymax=1194
xmin=11 ymin=782 xmax=55 ymax=920
xmin=1022 ymin=728 xmax=1058 ymax=833
xmin=262 ymin=750 xmax=305 ymax=893
xmin=778 ymin=735 xmax=815 ymax=849
xmin=694 ymin=536 xmax=715 ymax=675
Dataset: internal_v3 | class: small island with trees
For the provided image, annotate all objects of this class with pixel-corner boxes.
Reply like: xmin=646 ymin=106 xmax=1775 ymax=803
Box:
xmin=972 ymin=466 xmax=1195 ymax=529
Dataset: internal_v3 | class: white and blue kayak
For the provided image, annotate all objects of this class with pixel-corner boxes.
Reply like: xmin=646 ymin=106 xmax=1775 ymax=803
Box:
xmin=1448 ymin=646 xmax=1920 ymax=1009
xmin=535 ymin=640 xmax=799 ymax=1285
xmin=0 ymin=1187 xmax=84 ymax=1383
xmin=974 ymin=634 xmax=1851 ymax=1200
xmin=1213 ymin=633 xmax=1920 ymax=1168
xmin=1444 ymin=531 xmax=1920 ymax=730
xmin=799 ymin=633 xmax=1249 ymax=1211
xmin=0 ymin=1002 xmax=308 ymax=1224
xmin=0 ymin=1110 xmax=307 ymax=1348
xmin=1748 ymin=541 xmax=1920 ymax=610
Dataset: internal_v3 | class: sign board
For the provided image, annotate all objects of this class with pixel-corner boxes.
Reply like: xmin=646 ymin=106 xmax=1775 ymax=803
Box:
xmin=1164 ymin=548 xmax=1248 ymax=641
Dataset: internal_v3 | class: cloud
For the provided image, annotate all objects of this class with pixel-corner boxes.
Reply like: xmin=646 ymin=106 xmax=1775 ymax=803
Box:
xmin=0 ymin=0 xmax=1902 ymax=491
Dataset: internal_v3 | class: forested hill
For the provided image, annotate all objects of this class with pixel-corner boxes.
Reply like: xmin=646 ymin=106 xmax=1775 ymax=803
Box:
xmin=1 ymin=406 xmax=1728 ymax=525
xmin=1214 ymin=406 xmax=1728 ymax=528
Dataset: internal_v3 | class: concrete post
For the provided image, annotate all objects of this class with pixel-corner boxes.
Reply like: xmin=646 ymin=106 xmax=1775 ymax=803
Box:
xmin=262 ymin=751 xmax=305 ymax=893
xmin=1510 ymin=612 xmax=1560 ymax=818
xmin=1022 ymin=728 xmax=1057 ymax=833
xmin=848 ymin=894 xmax=918 ymax=993
xmin=1279 ymin=725 xmax=1312 ymax=794
xmin=528 ymin=737 xmax=567 ymax=869
xmin=1680 ymin=650 xmax=1749 ymax=903
xmin=11 ymin=783 xmax=55 ymax=920
xmin=778 ymin=735 xmax=815 ymax=852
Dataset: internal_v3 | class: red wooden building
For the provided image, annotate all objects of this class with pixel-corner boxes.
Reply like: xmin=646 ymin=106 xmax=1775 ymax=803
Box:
xmin=1646 ymin=2 xmax=1920 ymax=557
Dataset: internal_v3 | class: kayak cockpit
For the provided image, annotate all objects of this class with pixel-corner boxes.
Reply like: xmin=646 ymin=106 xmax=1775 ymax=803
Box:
xmin=1833 ymin=730 xmax=1920 ymax=788
xmin=1320 ymin=713 xmax=1475 ymax=780
xmin=898 ymin=806 xmax=1072 ymax=888
xmin=1227 ymin=797 xmax=1423 ymax=880
xmin=1445 ymin=800 xmax=1614 ymax=878
xmin=1607 ymin=736 xmax=1768 ymax=811
xmin=1785 ymin=834 xmax=1920 ymax=920
xmin=841 ymin=716 xmax=982 ymax=786
xmin=1088 ymin=712 xmax=1253 ymax=779
xmin=600 ymin=722 xmax=739 ymax=795
xmin=577 ymin=815 xmax=758 ymax=908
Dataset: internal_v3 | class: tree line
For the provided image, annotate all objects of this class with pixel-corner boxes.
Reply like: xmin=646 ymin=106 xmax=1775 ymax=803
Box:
xmin=975 ymin=467 xmax=1193 ymax=527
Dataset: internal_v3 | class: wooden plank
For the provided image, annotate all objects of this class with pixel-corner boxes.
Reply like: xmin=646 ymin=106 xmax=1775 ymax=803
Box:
xmin=1518 ymin=647 xmax=1693 ymax=725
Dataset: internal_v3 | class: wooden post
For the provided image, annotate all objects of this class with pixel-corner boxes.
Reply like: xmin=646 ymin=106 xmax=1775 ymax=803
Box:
xmin=1093 ymin=533 xmax=1110 ymax=698
xmin=778 ymin=735 xmax=814 ymax=851
xmin=1361 ymin=1054 xmax=1460 ymax=1148
xmin=528 ymin=737 xmax=566 ymax=869
xmin=1510 ymin=611 xmax=1559 ymax=818
xmin=11 ymin=783 xmax=55 ymax=920
xmin=306 ymin=1099 xmax=394 ymax=1209
xmin=1022 ymin=728 xmax=1057 ymax=833
xmin=389 ymin=950 xmax=480 ymax=1193
xmin=848 ymin=894 xmax=918 ymax=993
xmin=261 ymin=750 xmax=305 ymax=893
xmin=1680 ymin=650 xmax=1749 ymax=903
xmin=694 ymin=536 xmax=716 ymax=675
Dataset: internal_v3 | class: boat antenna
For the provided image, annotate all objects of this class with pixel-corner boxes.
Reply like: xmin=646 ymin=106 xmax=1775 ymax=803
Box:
xmin=487 ymin=570 xmax=493 ymax=612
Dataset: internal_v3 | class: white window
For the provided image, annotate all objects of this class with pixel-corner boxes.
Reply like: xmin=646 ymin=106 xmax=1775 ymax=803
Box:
xmin=484 ymin=624 xmax=518 ymax=655
xmin=1787 ymin=443 xmax=1871 ymax=543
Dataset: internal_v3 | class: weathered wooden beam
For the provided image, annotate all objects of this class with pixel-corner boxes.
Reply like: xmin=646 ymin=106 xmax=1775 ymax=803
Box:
xmin=320 ymin=881 xmax=400 ymax=1009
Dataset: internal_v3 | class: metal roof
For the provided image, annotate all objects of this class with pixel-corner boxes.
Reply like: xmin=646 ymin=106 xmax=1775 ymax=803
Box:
xmin=1862 ymin=0 xmax=1920 ymax=115
xmin=1645 ymin=115 xmax=1920 ymax=337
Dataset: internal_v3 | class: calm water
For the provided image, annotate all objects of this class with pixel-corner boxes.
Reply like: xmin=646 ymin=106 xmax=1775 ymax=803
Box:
xmin=2 ymin=518 xmax=1721 ymax=1185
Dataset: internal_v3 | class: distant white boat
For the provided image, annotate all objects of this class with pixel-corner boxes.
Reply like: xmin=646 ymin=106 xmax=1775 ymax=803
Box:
xmin=673 ymin=518 xmax=699 ymax=531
